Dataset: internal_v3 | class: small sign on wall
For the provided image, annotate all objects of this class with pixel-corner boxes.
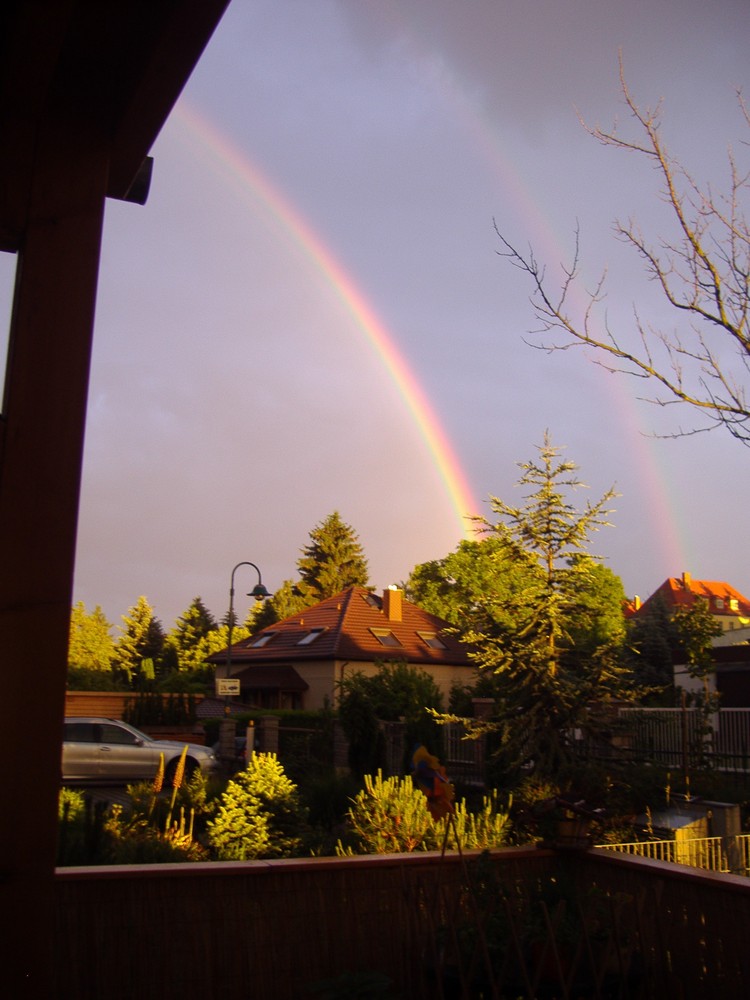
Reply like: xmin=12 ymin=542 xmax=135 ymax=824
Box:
xmin=216 ymin=678 xmax=240 ymax=697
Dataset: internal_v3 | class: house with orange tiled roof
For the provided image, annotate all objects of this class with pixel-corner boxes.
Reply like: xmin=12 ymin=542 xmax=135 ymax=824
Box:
xmin=628 ymin=572 xmax=750 ymax=705
xmin=627 ymin=571 xmax=750 ymax=632
xmin=208 ymin=585 xmax=476 ymax=710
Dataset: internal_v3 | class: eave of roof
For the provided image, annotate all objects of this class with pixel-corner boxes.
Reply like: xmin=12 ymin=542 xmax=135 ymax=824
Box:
xmin=233 ymin=665 xmax=309 ymax=691
xmin=0 ymin=0 xmax=230 ymax=249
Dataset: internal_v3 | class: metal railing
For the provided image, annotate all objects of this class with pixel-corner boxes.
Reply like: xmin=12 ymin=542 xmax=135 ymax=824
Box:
xmin=617 ymin=706 xmax=750 ymax=772
xmin=442 ymin=722 xmax=486 ymax=785
xmin=596 ymin=836 xmax=729 ymax=871
xmin=597 ymin=834 xmax=750 ymax=875
xmin=715 ymin=709 xmax=750 ymax=769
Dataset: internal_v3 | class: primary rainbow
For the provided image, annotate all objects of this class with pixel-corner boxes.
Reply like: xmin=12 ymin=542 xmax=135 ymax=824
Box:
xmin=171 ymin=102 xmax=480 ymax=539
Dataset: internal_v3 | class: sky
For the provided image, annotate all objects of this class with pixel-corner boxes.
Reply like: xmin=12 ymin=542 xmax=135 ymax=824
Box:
xmin=66 ymin=0 xmax=750 ymax=633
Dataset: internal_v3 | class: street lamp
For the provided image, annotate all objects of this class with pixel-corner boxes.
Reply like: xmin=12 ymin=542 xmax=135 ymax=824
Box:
xmin=224 ymin=561 xmax=271 ymax=683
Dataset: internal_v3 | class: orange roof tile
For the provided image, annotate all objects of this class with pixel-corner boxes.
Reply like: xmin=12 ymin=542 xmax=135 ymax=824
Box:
xmin=210 ymin=586 xmax=473 ymax=668
xmin=632 ymin=573 xmax=750 ymax=620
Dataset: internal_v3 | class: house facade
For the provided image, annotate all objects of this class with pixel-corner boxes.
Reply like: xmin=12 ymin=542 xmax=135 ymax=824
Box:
xmin=629 ymin=572 xmax=750 ymax=705
xmin=209 ymin=585 xmax=476 ymax=710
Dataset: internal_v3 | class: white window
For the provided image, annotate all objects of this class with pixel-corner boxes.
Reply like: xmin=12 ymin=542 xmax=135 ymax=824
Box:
xmin=370 ymin=628 xmax=402 ymax=648
xmin=298 ymin=627 xmax=326 ymax=645
xmin=417 ymin=631 xmax=447 ymax=650
xmin=251 ymin=631 xmax=277 ymax=648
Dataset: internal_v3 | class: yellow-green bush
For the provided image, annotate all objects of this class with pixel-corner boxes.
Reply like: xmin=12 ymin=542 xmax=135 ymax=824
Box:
xmin=336 ymin=771 xmax=510 ymax=855
xmin=207 ymin=753 xmax=309 ymax=860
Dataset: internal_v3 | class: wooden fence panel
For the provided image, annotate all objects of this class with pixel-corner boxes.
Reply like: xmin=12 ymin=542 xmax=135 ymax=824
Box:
xmin=52 ymin=847 xmax=750 ymax=999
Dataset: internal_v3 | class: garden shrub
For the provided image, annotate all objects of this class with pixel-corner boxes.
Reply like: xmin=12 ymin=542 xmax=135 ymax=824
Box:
xmin=207 ymin=753 xmax=309 ymax=860
xmin=103 ymin=803 xmax=207 ymax=863
xmin=337 ymin=771 xmax=436 ymax=854
xmin=337 ymin=662 xmax=444 ymax=776
xmin=56 ymin=788 xmax=109 ymax=865
xmin=336 ymin=771 xmax=510 ymax=855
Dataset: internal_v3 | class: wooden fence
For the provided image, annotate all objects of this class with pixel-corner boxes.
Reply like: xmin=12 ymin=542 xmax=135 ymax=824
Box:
xmin=64 ymin=690 xmax=207 ymax=721
xmin=51 ymin=844 xmax=750 ymax=998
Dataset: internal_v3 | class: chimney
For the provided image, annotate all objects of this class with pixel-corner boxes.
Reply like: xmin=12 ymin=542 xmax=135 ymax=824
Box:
xmin=382 ymin=586 xmax=402 ymax=622
xmin=682 ymin=572 xmax=692 ymax=590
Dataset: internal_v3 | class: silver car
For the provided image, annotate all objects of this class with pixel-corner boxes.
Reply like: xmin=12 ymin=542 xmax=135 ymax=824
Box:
xmin=62 ymin=717 xmax=220 ymax=784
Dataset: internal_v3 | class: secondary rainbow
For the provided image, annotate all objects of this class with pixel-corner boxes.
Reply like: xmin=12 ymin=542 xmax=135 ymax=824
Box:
xmin=395 ymin=32 xmax=687 ymax=574
xmin=172 ymin=102 xmax=479 ymax=538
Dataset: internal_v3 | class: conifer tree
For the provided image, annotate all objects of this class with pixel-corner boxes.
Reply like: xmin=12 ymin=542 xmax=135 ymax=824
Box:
xmin=113 ymin=596 xmax=165 ymax=684
xmin=296 ymin=511 xmax=369 ymax=602
xmin=248 ymin=579 xmax=307 ymax=631
xmin=166 ymin=597 xmax=218 ymax=672
xmin=447 ymin=434 xmax=633 ymax=783
xmin=207 ymin=754 xmax=308 ymax=860
xmin=68 ymin=602 xmax=115 ymax=672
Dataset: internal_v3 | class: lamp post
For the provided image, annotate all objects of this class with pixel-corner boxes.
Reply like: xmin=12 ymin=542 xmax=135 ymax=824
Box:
xmin=225 ymin=561 xmax=271 ymax=684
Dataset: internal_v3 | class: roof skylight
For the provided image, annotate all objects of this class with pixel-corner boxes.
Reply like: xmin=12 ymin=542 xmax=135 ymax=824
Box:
xmin=250 ymin=631 xmax=277 ymax=648
xmin=417 ymin=631 xmax=447 ymax=650
xmin=370 ymin=628 xmax=402 ymax=648
xmin=297 ymin=627 xmax=326 ymax=646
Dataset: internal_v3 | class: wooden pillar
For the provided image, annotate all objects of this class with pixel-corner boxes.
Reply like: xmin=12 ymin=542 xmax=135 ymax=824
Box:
xmin=0 ymin=114 xmax=109 ymax=996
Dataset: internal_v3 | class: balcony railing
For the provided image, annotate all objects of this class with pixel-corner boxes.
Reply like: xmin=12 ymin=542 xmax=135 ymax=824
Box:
xmin=596 ymin=833 xmax=750 ymax=876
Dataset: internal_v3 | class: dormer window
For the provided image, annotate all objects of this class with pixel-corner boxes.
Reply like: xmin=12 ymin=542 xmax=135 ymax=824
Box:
xmin=417 ymin=631 xmax=447 ymax=650
xmin=730 ymin=598 xmax=739 ymax=611
xmin=251 ymin=631 xmax=277 ymax=648
xmin=298 ymin=627 xmax=326 ymax=646
xmin=370 ymin=628 xmax=402 ymax=648
xmin=715 ymin=597 xmax=725 ymax=610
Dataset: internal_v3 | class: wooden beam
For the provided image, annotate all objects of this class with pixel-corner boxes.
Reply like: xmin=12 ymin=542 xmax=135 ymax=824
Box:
xmin=0 ymin=111 xmax=108 ymax=999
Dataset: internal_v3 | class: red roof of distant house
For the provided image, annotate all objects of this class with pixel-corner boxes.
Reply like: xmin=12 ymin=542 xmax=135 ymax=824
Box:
xmin=628 ymin=572 xmax=750 ymax=620
xmin=209 ymin=585 xmax=473 ymax=668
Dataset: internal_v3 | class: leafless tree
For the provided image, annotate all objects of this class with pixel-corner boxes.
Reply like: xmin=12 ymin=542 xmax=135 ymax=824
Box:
xmin=497 ymin=57 xmax=750 ymax=444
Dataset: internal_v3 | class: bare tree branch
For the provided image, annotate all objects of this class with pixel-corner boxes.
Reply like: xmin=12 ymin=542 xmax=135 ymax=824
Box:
xmin=497 ymin=54 xmax=750 ymax=444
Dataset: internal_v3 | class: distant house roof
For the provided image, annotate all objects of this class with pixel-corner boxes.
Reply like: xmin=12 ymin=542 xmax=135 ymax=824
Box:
xmin=209 ymin=585 xmax=473 ymax=670
xmin=627 ymin=572 xmax=750 ymax=621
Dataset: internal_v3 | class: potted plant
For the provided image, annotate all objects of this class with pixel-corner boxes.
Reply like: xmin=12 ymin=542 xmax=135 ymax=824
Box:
xmin=534 ymin=794 xmax=605 ymax=849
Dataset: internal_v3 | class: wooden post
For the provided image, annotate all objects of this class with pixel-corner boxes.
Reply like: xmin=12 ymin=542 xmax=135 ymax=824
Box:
xmin=0 ymin=115 xmax=108 ymax=997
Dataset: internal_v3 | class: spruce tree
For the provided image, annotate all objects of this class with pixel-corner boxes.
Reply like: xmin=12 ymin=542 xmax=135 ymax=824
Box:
xmin=450 ymin=434 xmax=632 ymax=783
xmin=296 ymin=511 xmax=369 ymax=602
xmin=113 ymin=596 xmax=165 ymax=684
xmin=166 ymin=597 xmax=218 ymax=672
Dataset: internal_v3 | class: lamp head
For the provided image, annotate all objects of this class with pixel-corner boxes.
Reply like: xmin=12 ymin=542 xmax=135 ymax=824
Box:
xmin=248 ymin=583 xmax=271 ymax=602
